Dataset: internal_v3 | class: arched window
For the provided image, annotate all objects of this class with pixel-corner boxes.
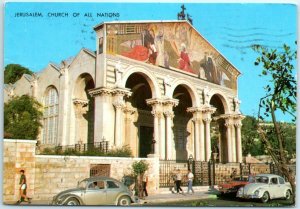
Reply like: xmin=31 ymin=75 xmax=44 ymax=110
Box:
xmin=43 ymin=87 xmax=59 ymax=145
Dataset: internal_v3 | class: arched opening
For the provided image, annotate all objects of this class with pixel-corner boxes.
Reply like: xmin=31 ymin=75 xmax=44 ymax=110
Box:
xmin=73 ymin=73 xmax=95 ymax=144
xmin=172 ymin=85 xmax=193 ymax=160
xmin=210 ymin=94 xmax=226 ymax=163
xmin=125 ymin=73 xmax=153 ymax=158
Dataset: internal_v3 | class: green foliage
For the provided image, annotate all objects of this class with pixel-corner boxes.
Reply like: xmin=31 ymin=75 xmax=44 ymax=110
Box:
xmin=131 ymin=160 xmax=149 ymax=176
xmin=4 ymin=95 xmax=43 ymax=139
xmin=191 ymin=201 xmax=210 ymax=207
xmin=252 ymin=43 xmax=296 ymax=121
xmin=106 ymin=146 xmax=133 ymax=157
xmin=4 ymin=64 xmax=33 ymax=84
xmin=39 ymin=145 xmax=133 ymax=157
xmin=261 ymin=123 xmax=296 ymax=159
xmin=252 ymin=43 xmax=297 ymax=203
xmin=241 ymin=116 xmax=263 ymax=155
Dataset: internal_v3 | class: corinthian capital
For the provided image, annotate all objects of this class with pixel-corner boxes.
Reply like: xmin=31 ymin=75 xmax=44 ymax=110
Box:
xmin=235 ymin=123 xmax=243 ymax=128
xmin=164 ymin=110 xmax=174 ymax=118
xmin=113 ymin=99 xmax=125 ymax=109
xmin=89 ymin=87 xmax=113 ymax=97
xmin=151 ymin=110 xmax=164 ymax=118
xmin=224 ymin=122 xmax=234 ymax=127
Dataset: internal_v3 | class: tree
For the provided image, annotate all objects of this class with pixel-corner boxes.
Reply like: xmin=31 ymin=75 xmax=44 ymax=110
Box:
xmin=131 ymin=160 xmax=149 ymax=199
xmin=241 ymin=116 xmax=263 ymax=156
xmin=4 ymin=64 xmax=33 ymax=84
xmin=252 ymin=43 xmax=296 ymax=203
xmin=4 ymin=95 xmax=43 ymax=139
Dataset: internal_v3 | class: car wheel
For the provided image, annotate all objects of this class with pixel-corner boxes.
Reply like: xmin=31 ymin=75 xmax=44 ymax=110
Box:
xmin=261 ymin=192 xmax=269 ymax=203
xmin=118 ymin=196 xmax=131 ymax=206
xmin=285 ymin=190 xmax=291 ymax=200
xmin=65 ymin=198 xmax=80 ymax=206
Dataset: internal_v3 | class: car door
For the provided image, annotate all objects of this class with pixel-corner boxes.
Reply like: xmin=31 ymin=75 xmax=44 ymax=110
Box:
xmin=269 ymin=177 xmax=280 ymax=198
xmin=83 ymin=180 xmax=107 ymax=205
xmin=278 ymin=177 xmax=287 ymax=198
xmin=106 ymin=180 xmax=122 ymax=205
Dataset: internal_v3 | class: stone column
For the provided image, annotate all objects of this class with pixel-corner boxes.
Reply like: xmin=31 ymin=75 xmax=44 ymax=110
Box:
xmin=164 ymin=110 xmax=174 ymax=160
xmin=146 ymin=99 xmax=164 ymax=158
xmin=89 ymin=87 xmax=114 ymax=144
xmin=158 ymin=112 xmax=165 ymax=159
xmin=225 ymin=121 xmax=233 ymax=163
xmin=231 ymin=124 xmax=237 ymax=162
xmin=235 ymin=123 xmax=243 ymax=163
xmin=204 ymin=118 xmax=212 ymax=161
xmin=202 ymin=106 xmax=216 ymax=162
xmin=112 ymin=88 xmax=132 ymax=148
xmin=187 ymin=107 xmax=204 ymax=161
xmin=233 ymin=114 xmax=245 ymax=163
xmin=123 ymin=105 xmax=136 ymax=154
xmin=113 ymin=100 xmax=124 ymax=147
xmin=163 ymin=99 xmax=178 ymax=160
xmin=199 ymin=119 xmax=205 ymax=161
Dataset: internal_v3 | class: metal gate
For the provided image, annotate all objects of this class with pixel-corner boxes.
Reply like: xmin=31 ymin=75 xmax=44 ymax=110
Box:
xmin=90 ymin=164 xmax=111 ymax=177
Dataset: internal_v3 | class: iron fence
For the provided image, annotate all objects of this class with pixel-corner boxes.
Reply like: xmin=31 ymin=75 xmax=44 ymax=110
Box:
xmin=159 ymin=160 xmax=296 ymax=188
xmin=55 ymin=141 xmax=110 ymax=153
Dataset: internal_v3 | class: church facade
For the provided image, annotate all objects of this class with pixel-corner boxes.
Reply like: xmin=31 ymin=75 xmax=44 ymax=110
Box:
xmin=4 ymin=20 xmax=244 ymax=162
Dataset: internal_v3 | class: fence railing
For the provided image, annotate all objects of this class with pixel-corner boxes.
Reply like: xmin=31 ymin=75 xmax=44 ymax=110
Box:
xmin=159 ymin=160 xmax=296 ymax=188
xmin=54 ymin=141 xmax=110 ymax=153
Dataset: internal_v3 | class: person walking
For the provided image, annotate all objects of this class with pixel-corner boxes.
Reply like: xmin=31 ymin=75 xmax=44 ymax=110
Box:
xmin=187 ymin=169 xmax=195 ymax=194
xmin=175 ymin=169 xmax=183 ymax=194
xmin=142 ymin=173 xmax=148 ymax=197
xmin=170 ymin=167 xmax=177 ymax=193
xmin=17 ymin=170 xmax=32 ymax=204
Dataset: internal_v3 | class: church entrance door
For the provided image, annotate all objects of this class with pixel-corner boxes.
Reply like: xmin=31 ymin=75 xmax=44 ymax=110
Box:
xmin=139 ymin=126 xmax=154 ymax=158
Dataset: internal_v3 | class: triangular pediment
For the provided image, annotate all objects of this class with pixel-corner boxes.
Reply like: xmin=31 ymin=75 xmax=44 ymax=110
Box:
xmin=103 ymin=20 xmax=240 ymax=90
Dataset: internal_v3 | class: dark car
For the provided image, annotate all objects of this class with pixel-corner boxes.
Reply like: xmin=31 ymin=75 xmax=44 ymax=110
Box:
xmin=216 ymin=175 xmax=254 ymax=197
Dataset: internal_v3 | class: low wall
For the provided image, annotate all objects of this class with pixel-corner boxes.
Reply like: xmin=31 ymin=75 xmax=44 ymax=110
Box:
xmin=3 ymin=139 xmax=159 ymax=202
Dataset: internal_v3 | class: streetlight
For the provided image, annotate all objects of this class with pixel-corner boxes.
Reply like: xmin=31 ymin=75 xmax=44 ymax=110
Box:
xmin=188 ymin=154 xmax=194 ymax=172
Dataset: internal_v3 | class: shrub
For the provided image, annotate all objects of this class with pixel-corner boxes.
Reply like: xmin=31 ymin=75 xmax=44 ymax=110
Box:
xmin=39 ymin=145 xmax=133 ymax=157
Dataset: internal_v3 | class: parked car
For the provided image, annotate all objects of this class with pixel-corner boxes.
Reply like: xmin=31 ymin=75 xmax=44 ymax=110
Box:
xmin=51 ymin=176 xmax=134 ymax=206
xmin=216 ymin=175 xmax=254 ymax=197
xmin=236 ymin=174 xmax=292 ymax=203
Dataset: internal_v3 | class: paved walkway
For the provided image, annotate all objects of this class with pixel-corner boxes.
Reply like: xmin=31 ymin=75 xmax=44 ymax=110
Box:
xmin=4 ymin=186 xmax=218 ymax=206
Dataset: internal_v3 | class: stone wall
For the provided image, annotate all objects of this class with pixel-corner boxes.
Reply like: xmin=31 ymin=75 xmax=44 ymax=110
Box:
xmin=3 ymin=139 xmax=36 ymax=202
xmin=3 ymin=139 xmax=159 ymax=202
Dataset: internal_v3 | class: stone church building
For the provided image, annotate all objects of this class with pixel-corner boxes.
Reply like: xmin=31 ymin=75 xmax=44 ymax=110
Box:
xmin=4 ymin=20 xmax=244 ymax=163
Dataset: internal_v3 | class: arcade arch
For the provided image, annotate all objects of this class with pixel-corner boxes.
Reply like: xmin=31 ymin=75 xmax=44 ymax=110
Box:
xmin=172 ymin=85 xmax=193 ymax=160
xmin=73 ymin=73 xmax=95 ymax=144
xmin=125 ymin=73 xmax=153 ymax=158
xmin=210 ymin=94 xmax=227 ymax=163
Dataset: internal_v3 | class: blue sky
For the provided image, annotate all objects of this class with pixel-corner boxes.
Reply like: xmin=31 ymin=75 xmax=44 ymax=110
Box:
xmin=4 ymin=2 xmax=297 ymax=122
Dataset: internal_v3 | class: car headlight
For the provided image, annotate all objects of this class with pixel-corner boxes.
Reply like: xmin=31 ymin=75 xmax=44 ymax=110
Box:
xmin=254 ymin=190 xmax=260 ymax=196
xmin=237 ymin=187 xmax=244 ymax=195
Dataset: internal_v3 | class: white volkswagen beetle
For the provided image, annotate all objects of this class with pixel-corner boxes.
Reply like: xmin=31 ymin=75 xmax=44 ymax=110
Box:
xmin=236 ymin=174 xmax=292 ymax=203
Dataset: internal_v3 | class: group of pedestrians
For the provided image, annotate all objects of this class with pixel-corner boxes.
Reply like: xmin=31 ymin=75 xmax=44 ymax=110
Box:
xmin=171 ymin=168 xmax=195 ymax=195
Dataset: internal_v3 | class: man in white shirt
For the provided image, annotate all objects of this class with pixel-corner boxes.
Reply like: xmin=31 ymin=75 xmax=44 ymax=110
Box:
xmin=187 ymin=169 xmax=194 ymax=194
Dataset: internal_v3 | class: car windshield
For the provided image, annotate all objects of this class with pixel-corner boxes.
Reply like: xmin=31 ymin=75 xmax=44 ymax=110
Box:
xmin=78 ymin=180 xmax=87 ymax=188
xmin=255 ymin=176 xmax=269 ymax=184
